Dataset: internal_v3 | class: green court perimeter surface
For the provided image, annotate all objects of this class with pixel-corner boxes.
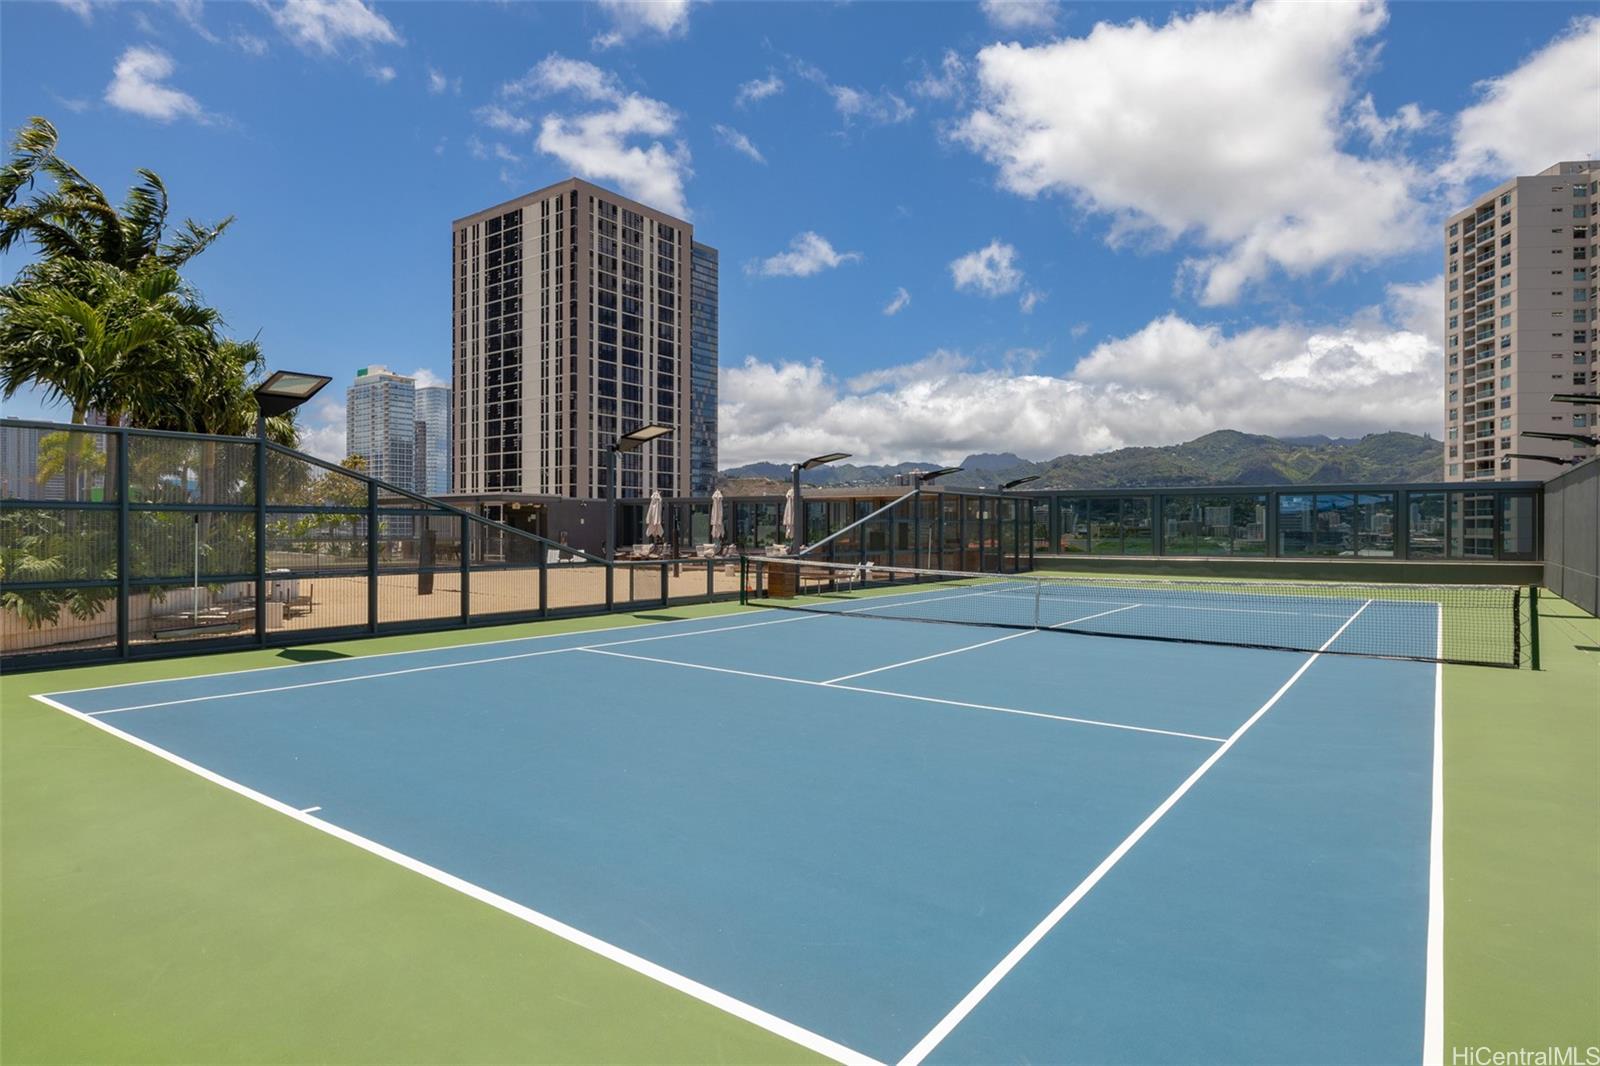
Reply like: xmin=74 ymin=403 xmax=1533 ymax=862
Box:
xmin=3 ymin=595 xmax=1595 ymax=1063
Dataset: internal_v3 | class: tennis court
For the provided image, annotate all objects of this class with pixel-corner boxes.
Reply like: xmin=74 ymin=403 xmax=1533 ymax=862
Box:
xmin=34 ymin=573 xmax=1455 ymax=1064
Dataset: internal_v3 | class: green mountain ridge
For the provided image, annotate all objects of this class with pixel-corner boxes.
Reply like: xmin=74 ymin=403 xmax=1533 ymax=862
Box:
xmin=719 ymin=430 xmax=1444 ymax=489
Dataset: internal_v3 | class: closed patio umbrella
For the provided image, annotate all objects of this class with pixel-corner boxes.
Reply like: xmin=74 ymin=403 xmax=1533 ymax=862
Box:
xmin=645 ymin=490 xmax=664 ymax=541
xmin=709 ymin=489 xmax=724 ymax=545
xmin=782 ymin=488 xmax=796 ymax=546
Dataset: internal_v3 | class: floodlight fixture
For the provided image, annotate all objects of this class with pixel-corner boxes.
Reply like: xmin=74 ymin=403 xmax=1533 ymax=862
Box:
xmin=999 ymin=475 xmax=1041 ymax=492
xmin=1520 ymin=430 xmax=1600 ymax=447
xmin=790 ymin=452 xmax=851 ymax=547
xmin=253 ymin=371 xmax=332 ymax=422
xmin=613 ymin=423 xmax=674 ymax=453
xmin=1551 ymin=392 xmax=1600 ymax=405
xmin=917 ymin=467 xmax=964 ymax=484
xmin=1504 ymin=452 xmax=1582 ymax=466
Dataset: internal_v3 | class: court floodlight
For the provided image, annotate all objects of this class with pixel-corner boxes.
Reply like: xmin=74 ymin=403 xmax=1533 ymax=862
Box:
xmin=614 ymin=423 xmax=674 ymax=453
xmin=253 ymin=370 xmax=331 ymax=425
xmin=790 ymin=452 xmax=851 ymax=548
xmin=607 ymin=424 xmax=674 ymax=560
xmin=1551 ymin=393 xmax=1600 ymax=405
xmin=999 ymin=475 xmax=1041 ymax=492
xmin=917 ymin=467 xmax=963 ymax=484
xmin=1519 ymin=430 xmax=1599 ymax=447
xmin=1504 ymin=452 xmax=1582 ymax=466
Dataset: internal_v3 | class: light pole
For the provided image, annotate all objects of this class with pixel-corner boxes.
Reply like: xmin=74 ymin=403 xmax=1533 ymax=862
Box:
xmin=607 ymin=423 xmax=674 ymax=561
xmin=251 ymin=371 xmax=332 ymax=642
xmin=791 ymin=451 xmax=851 ymax=548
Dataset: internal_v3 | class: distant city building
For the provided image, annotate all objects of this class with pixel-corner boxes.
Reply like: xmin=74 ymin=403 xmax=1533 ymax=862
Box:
xmin=689 ymin=241 xmax=719 ymax=496
xmin=346 ymin=364 xmax=416 ymax=490
xmin=451 ymin=177 xmax=707 ymax=499
xmin=1444 ymin=160 xmax=1598 ymax=481
xmin=414 ymin=384 xmax=451 ymax=495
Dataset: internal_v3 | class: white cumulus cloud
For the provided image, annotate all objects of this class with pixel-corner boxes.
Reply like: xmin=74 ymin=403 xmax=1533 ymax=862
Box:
xmin=476 ymin=103 xmax=532 ymax=134
xmin=266 ymin=0 xmax=403 ymax=54
xmin=795 ymin=60 xmax=914 ymax=126
xmin=956 ymin=1 xmax=1428 ymax=306
xmin=104 ymin=46 xmax=207 ymax=122
xmin=718 ymin=300 xmax=1442 ymax=466
xmin=752 ymin=232 xmax=862 ymax=278
xmin=1444 ymin=16 xmax=1600 ymax=184
xmin=950 ymin=239 xmax=1024 ymax=297
xmin=980 ymin=0 xmax=1060 ymax=32
xmin=592 ymin=0 xmax=694 ymax=49
xmin=503 ymin=55 xmax=691 ymax=217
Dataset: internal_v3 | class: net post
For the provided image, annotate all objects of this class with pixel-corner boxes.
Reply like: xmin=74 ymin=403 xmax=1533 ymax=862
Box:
xmin=1528 ymin=585 xmax=1539 ymax=671
xmin=739 ymin=555 xmax=747 ymax=605
xmin=459 ymin=513 xmax=470 ymax=625
xmin=1033 ymin=577 xmax=1042 ymax=629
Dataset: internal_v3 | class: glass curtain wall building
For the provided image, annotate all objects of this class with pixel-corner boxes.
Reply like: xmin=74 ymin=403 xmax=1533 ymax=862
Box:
xmin=689 ymin=241 xmax=719 ymax=496
xmin=345 ymin=365 xmax=416 ymax=490
xmin=414 ymin=385 xmax=451 ymax=496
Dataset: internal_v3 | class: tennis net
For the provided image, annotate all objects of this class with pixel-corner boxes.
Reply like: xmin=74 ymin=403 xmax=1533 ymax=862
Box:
xmin=741 ymin=557 xmax=1525 ymax=668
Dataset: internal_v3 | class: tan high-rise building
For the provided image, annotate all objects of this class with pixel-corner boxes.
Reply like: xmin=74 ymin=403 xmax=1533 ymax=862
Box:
xmin=451 ymin=178 xmax=714 ymax=499
xmin=1444 ymin=160 xmax=1599 ymax=482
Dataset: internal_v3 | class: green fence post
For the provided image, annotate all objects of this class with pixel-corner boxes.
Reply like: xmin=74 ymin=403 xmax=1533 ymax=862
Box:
xmin=255 ymin=426 xmax=268 ymax=645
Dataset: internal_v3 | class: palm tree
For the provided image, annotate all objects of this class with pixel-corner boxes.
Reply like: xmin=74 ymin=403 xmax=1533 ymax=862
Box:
xmin=1 ymin=116 xmax=232 ymax=279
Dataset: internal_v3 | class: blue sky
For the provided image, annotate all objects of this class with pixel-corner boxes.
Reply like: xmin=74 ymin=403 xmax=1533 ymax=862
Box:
xmin=2 ymin=0 xmax=1597 ymax=465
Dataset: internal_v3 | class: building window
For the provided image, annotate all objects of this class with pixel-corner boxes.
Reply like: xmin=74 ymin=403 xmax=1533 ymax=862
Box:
xmin=1501 ymin=314 xmax=1512 ymax=328
xmin=1500 ymin=396 xmax=1511 ymax=409
xmin=1449 ymin=279 xmax=1459 ymax=291
xmin=1501 ymin=193 xmax=1512 ymax=206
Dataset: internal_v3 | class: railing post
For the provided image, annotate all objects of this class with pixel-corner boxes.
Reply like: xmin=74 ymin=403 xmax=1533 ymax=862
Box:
xmin=116 ymin=427 xmax=130 ymax=658
xmin=660 ymin=560 xmax=668 ymax=609
xmin=538 ymin=544 xmax=549 ymax=617
xmin=255 ymin=425 xmax=268 ymax=646
xmin=460 ymin=513 xmax=470 ymax=625
xmin=367 ymin=481 xmax=378 ymax=633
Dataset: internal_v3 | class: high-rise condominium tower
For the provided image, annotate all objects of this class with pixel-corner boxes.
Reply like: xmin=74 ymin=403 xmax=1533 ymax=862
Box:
xmin=1444 ymin=160 xmax=1598 ymax=481
xmin=414 ymin=384 xmax=451 ymax=495
xmin=450 ymin=178 xmax=718 ymax=499
xmin=346 ymin=364 xmax=416 ymax=490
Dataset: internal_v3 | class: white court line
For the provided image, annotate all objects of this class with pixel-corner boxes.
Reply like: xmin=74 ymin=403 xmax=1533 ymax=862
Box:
xmin=581 ymin=647 xmax=1225 ymax=744
xmin=30 ymin=693 xmax=884 ymax=1066
xmin=81 ymin=613 xmax=826 ymax=717
xmin=1046 ymin=603 xmax=1143 ymax=630
xmin=820 ymin=603 xmax=1147 ymax=686
xmin=46 ymin=607 xmax=783 ymax=698
xmin=820 ymin=631 xmax=1035 ymax=685
xmin=1423 ymin=604 xmax=1444 ymax=1066
xmin=299 ymin=805 xmax=322 ymax=814
xmin=895 ymin=598 xmax=1375 ymax=1066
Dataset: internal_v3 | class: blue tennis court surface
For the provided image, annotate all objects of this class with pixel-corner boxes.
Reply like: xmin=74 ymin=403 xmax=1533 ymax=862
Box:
xmin=39 ymin=585 xmax=1441 ymax=1064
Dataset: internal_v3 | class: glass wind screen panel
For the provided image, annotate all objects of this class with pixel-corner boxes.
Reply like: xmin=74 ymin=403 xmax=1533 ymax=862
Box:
xmin=1309 ymin=493 xmax=1357 ymax=556
xmin=1122 ymin=498 xmax=1153 ymax=554
xmin=1162 ymin=497 xmax=1198 ymax=554
xmin=1031 ymin=501 xmax=1051 ymax=552
xmin=1499 ymin=494 xmax=1536 ymax=559
xmin=1088 ymin=498 xmax=1121 ymax=554
xmin=1232 ymin=496 xmax=1268 ymax=554
xmin=1356 ymin=493 xmax=1397 ymax=557
xmin=1059 ymin=497 xmax=1090 ymax=552
xmin=805 ymin=501 xmax=828 ymax=545
xmin=1277 ymin=494 xmax=1314 ymax=555
xmin=1196 ymin=496 xmax=1233 ymax=554
xmin=1452 ymin=492 xmax=1497 ymax=558
xmin=1408 ymin=492 xmax=1447 ymax=558
xmin=939 ymin=497 xmax=961 ymax=564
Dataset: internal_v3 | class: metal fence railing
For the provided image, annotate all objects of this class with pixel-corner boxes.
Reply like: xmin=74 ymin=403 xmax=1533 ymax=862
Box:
xmin=1542 ymin=458 xmax=1599 ymax=617
xmin=0 ymin=420 xmax=740 ymax=670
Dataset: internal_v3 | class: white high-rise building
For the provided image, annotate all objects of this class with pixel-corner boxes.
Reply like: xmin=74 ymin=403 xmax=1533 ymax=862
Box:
xmin=1444 ymin=160 xmax=1599 ymax=481
xmin=346 ymin=365 xmax=416 ymax=490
